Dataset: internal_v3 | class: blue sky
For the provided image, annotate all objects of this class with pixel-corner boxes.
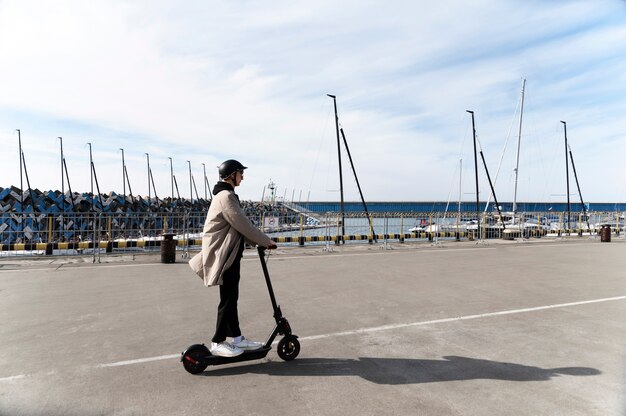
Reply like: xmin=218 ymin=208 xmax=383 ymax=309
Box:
xmin=1 ymin=0 xmax=625 ymax=203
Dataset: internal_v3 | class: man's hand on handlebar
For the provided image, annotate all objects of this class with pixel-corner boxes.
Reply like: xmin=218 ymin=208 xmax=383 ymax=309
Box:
xmin=257 ymin=241 xmax=277 ymax=251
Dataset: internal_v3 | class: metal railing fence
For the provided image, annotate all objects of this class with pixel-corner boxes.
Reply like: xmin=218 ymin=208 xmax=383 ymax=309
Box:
xmin=1 ymin=210 xmax=623 ymax=256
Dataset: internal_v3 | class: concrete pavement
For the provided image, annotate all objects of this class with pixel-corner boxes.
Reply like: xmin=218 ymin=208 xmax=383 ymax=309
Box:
xmin=1 ymin=238 xmax=625 ymax=415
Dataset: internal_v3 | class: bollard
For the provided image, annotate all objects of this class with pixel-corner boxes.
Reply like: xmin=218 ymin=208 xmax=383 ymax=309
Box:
xmin=600 ymin=225 xmax=611 ymax=243
xmin=161 ymin=233 xmax=176 ymax=263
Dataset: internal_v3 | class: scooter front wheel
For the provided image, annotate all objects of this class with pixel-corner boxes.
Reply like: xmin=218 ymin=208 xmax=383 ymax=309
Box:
xmin=182 ymin=344 xmax=210 ymax=375
xmin=277 ymin=336 xmax=300 ymax=361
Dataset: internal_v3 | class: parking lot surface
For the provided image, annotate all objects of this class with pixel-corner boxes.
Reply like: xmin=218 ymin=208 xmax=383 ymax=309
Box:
xmin=1 ymin=239 xmax=625 ymax=415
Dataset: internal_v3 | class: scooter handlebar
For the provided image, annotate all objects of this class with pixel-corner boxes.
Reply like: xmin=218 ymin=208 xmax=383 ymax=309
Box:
xmin=257 ymin=244 xmax=277 ymax=253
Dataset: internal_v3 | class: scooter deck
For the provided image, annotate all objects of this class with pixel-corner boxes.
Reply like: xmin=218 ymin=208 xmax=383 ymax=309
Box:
xmin=203 ymin=346 xmax=272 ymax=366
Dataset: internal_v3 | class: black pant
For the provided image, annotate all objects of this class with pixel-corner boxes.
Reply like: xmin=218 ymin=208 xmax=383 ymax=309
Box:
xmin=212 ymin=243 xmax=244 ymax=343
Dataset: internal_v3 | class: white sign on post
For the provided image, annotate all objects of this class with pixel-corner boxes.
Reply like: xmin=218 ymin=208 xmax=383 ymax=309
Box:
xmin=264 ymin=216 xmax=280 ymax=230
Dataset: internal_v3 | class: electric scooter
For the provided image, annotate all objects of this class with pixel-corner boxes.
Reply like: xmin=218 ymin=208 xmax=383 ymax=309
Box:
xmin=181 ymin=246 xmax=300 ymax=374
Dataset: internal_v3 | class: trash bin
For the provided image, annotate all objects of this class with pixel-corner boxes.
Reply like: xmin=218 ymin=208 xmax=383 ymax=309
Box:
xmin=161 ymin=233 xmax=176 ymax=263
xmin=600 ymin=225 xmax=611 ymax=243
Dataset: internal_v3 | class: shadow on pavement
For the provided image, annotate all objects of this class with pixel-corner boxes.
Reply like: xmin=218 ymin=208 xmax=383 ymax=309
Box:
xmin=203 ymin=355 xmax=601 ymax=385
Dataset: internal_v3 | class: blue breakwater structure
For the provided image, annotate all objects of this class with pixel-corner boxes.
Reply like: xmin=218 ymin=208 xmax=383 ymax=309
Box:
xmin=298 ymin=201 xmax=626 ymax=213
xmin=0 ymin=186 xmax=208 ymax=214
xmin=0 ymin=186 xmax=291 ymax=245
xmin=0 ymin=186 xmax=210 ymax=245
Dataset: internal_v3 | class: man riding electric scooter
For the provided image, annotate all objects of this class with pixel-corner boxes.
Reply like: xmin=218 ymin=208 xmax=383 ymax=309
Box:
xmin=189 ymin=159 xmax=277 ymax=357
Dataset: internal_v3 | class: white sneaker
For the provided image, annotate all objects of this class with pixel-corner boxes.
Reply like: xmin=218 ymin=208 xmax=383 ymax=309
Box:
xmin=210 ymin=341 xmax=243 ymax=357
xmin=232 ymin=336 xmax=263 ymax=351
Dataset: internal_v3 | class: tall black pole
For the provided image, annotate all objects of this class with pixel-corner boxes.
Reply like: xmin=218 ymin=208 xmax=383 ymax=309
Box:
xmin=17 ymin=129 xmax=24 ymax=233
xmin=202 ymin=163 xmax=208 ymax=201
xmin=168 ymin=157 xmax=174 ymax=200
xmin=569 ymin=147 xmax=591 ymax=232
xmin=146 ymin=153 xmax=151 ymax=205
xmin=17 ymin=129 xmax=23 ymax=211
xmin=340 ymin=127 xmax=377 ymax=241
xmin=561 ymin=121 xmax=571 ymax=235
xmin=327 ymin=94 xmax=345 ymax=241
xmin=467 ymin=111 xmax=480 ymax=240
xmin=88 ymin=142 xmax=94 ymax=213
xmin=59 ymin=137 xmax=65 ymax=221
xmin=88 ymin=142 xmax=93 ymax=195
xmin=120 ymin=148 xmax=126 ymax=201
xmin=187 ymin=161 xmax=193 ymax=205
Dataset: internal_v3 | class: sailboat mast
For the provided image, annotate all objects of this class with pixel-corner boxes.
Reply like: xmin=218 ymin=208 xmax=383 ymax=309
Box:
xmin=561 ymin=121 xmax=571 ymax=235
xmin=512 ymin=78 xmax=526 ymax=220
xmin=327 ymin=94 xmax=345 ymax=241
xmin=467 ymin=110 xmax=480 ymax=240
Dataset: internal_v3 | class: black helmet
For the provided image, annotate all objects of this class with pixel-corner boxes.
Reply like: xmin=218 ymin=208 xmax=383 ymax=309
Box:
xmin=218 ymin=159 xmax=247 ymax=179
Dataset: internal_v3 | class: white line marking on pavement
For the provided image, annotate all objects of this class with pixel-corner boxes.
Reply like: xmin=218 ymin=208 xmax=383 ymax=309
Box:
xmin=97 ymin=354 xmax=180 ymax=368
xmin=95 ymin=294 xmax=626 ymax=369
xmin=300 ymin=295 xmax=626 ymax=341
xmin=0 ymin=374 xmax=27 ymax=382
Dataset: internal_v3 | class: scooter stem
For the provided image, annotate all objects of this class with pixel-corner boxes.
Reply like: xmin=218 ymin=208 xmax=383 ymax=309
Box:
xmin=257 ymin=247 xmax=280 ymax=316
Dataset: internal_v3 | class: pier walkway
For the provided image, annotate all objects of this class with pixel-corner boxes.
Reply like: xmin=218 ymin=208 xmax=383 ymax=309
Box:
xmin=1 ymin=239 xmax=625 ymax=415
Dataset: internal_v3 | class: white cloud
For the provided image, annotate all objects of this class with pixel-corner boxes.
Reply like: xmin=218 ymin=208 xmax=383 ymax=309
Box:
xmin=1 ymin=0 xmax=625 ymax=203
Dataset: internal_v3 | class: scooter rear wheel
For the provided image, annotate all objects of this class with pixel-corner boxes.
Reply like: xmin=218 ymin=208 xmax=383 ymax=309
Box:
xmin=182 ymin=344 xmax=210 ymax=375
xmin=277 ymin=336 xmax=300 ymax=361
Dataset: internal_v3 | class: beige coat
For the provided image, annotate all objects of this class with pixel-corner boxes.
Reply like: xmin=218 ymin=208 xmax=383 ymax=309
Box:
xmin=189 ymin=187 xmax=273 ymax=287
